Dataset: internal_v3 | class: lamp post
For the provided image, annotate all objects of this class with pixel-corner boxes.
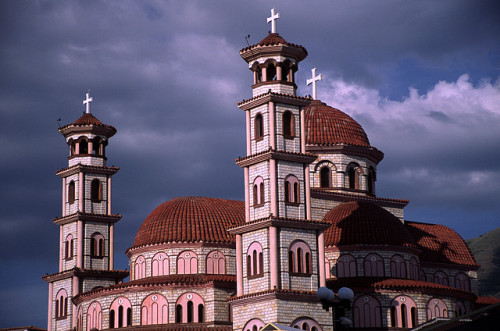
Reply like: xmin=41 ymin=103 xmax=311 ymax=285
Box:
xmin=317 ymin=287 xmax=354 ymax=330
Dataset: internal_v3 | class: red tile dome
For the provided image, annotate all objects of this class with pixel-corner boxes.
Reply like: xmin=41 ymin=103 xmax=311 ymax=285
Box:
xmin=305 ymin=100 xmax=371 ymax=147
xmin=323 ymin=201 xmax=416 ymax=248
xmin=131 ymin=197 xmax=245 ymax=249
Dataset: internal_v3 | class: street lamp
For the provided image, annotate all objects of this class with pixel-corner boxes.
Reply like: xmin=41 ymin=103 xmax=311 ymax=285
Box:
xmin=317 ymin=287 xmax=354 ymax=330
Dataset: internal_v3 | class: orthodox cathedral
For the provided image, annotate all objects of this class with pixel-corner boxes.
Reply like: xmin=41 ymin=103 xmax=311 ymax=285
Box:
xmin=43 ymin=10 xmax=484 ymax=331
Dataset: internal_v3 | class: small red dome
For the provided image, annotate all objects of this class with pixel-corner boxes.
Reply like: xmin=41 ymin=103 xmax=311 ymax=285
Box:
xmin=305 ymin=100 xmax=371 ymax=147
xmin=323 ymin=201 xmax=416 ymax=248
xmin=132 ymin=197 xmax=245 ymax=248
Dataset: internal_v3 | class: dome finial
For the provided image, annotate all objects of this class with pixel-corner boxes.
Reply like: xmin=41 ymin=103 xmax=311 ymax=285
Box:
xmin=83 ymin=90 xmax=93 ymax=114
xmin=267 ymin=8 xmax=280 ymax=34
xmin=307 ymin=68 xmax=322 ymax=100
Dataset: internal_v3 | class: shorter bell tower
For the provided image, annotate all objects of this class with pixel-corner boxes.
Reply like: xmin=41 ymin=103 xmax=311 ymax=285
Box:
xmin=43 ymin=92 xmax=128 ymax=331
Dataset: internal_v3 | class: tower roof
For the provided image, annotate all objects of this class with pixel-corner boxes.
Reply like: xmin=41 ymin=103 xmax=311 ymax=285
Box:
xmin=58 ymin=113 xmax=117 ymax=138
xmin=240 ymin=33 xmax=308 ymax=63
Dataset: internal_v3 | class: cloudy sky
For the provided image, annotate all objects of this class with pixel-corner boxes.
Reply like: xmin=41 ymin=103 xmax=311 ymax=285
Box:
xmin=1 ymin=0 xmax=499 ymax=327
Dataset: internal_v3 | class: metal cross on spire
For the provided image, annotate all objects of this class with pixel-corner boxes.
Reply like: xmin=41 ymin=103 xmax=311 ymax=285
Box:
xmin=267 ymin=8 xmax=280 ymax=34
xmin=83 ymin=91 xmax=93 ymax=114
xmin=307 ymin=68 xmax=322 ymax=100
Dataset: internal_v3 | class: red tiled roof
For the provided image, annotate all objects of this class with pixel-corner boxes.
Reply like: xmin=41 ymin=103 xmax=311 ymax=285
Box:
xmin=476 ymin=296 xmax=500 ymax=305
xmin=131 ymin=197 xmax=245 ymax=249
xmin=405 ymin=221 xmax=479 ymax=267
xmin=73 ymin=113 xmax=106 ymax=126
xmin=304 ymin=100 xmax=371 ymax=147
xmin=323 ymin=201 xmax=417 ymax=248
xmin=240 ymin=33 xmax=307 ymax=54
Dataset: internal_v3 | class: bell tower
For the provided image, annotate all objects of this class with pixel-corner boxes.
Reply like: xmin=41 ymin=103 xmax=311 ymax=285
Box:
xmin=229 ymin=10 xmax=332 ymax=331
xmin=43 ymin=92 xmax=128 ymax=331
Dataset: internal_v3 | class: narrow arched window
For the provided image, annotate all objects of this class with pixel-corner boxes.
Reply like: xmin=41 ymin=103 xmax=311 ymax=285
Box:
xmin=260 ymin=182 xmax=265 ymax=205
xmin=152 ymin=252 xmax=169 ymax=276
xmin=243 ymin=319 xmax=265 ymax=331
xmin=198 ymin=304 xmax=204 ymax=322
xmin=110 ymin=297 xmax=132 ymax=328
xmin=90 ymin=233 xmax=105 ymax=257
xmin=427 ymin=298 xmax=448 ymax=320
xmin=337 ymin=254 xmax=357 ymax=277
xmin=87 ymin=301 xmax=102 ymax=330
xmin=206 ymin=250 xmax=226 ymax=275
xmin=176 ymin=305 xmax=182 ymax=323
xmin=283 ymin=111 xmax=294 ymax=138
xmin=175 ymin=293 xmax=204 ymax=323
xmin=64 ymin=234 xmax=74 ymax=260
xmin=247 ymin=242 xmax=263 ymax=277
xmin=266 ymin=63 xmax=277 ymax=81
xmin=455 ymin=273 xmax=470 ymax=291
xmin=177 ymin=250 xmax=198 ymax=274
xmin=409 ymin=257 xmax=419 ymax=280
xmin=187 ymin=301 xmax=193 ymax=323
xmin=134 ymin=255 xmax=146 ymax=280
xmin=391 ymin=296 xmax=418 ymax=328
xmin=367 ymin=167 xmax=376 ymax=195
xmin=91 ymin=179 xmax=102 ymax=202
xmin=79 ymin=139 xmax=88 ymax=154
xmin=364 ymin=254 xmax=384 ymax=277
xmin=285 ymin=175 xmax=300 ymax=203
xmin=390 ymin=255 xmax=407 ymax=278
xmin=289 ymin=240 xmax=312 ymax=274
xmin=68 ymin=181 xmax=75 ymax=204
xmin=433 ymin=271 xmax=449 ymax=286
xmin=320 ymin=166 xmax=331 ymax=188
xmin=141 ymin=293 xmax=168 ymax=325
xmin=353 ymin=295 xmax=382 ymax=328
xmin=254 ymin=113 xmax=263 ymax=140
xmin=55 ymin=289 xmax=68 ymax=319
xmin=253 ymin=177 xmax=264 ymax=206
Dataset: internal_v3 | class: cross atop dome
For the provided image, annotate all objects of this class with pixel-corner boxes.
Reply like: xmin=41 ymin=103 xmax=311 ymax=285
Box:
xmin=267 ymin=8 xmax=280 ymax=33
xmin=83 ymin=91 xmax=93 ymax=114
xmin=307 ymin=68 xmax=322 ymax=100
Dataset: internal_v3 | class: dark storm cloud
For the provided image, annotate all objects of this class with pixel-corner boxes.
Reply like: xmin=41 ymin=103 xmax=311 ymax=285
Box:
xmin=1 ymin=0 xmax=499 ymax=327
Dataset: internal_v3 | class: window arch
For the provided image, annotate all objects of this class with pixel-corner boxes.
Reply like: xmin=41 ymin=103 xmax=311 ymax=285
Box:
xmin=206 ymin=250 xmax=226 ymax=274
xmin=367 ymin=167 xmax=376 ymax=195
xmin=284 ymin=175 xmax=299 ymax=203
xmin=251 ymin=62 xmax=263 ymax=84
xmin=346 ymin=163 xmax=361 ymax=190
xmin=86 ymin=301 xmax=102 ymax=331
xmin=433 ymin=270 xmax=449 ymax=286
xmin=152 ymin=252 xmax=169 ymax=277
xmin=90 ymin=232 xmax=104 ymax=257
xmin=64 ymin=234 xmax=74 ymax=260
xmin=455 ymin=273 xmax=470 ymax=291
xmin=390 ymin=255 xmax=407 ymax=278
xmin=177 ymin=250 xmax=198 ymax=274
xmin=364 ymin=254 xmax=384 ymax=277
xmin=91 ymin=179 xmax=102 ymax=202
xmin=391 ymin=296 xmax=418 ymax=328
xmin=353 ymin=295 xmax=382 ymax=328
xmin=266 ymin=62 xmax=277 ymax=81
xmin=283 ymin=111 xmax=295 ymax=138
xmin=290 ymin=317 xmax=322 ymax=331
xmin=409 ymin=257 xmax=419 ymax=280
xmin=176 ymin=293 xmax=204 ymax=323
xmin=281 ymin=60 xmax=293 ymax=82
xmin=55 ymin=289 xmax=68 ymax=319
xmin=320 ymin=166 xmax=331 ymax=188
xmin=134 ymin=255 xmax=146 ymax=280
xmin=427 ymin=298 xmax=448 ymax=321
xmin=247 ymin=242 xmax=263 ymax=277
xmin=254 ymin=113 xmax=263 ymax=140
xmin=141 ymin=293 xmax=168 ymax=325
xmin=253 ymin=177 xmax=265 ymax=206
xmin=79 ymin=138 xmax=88 ymax=154
xmin=243 ymin=318 xmax=265 ymax=331
xmin=454 ymin=301 xmax=466 ymax=317
xmin=289 ymin=240 xmax=312 ymax=274
xmin=337 ymin=254 xmax=357 ymax=277
xmin=110 ymin=297 xmax=132 ymax=328
xmin=68 ymin=180 xmax=75 ymax=205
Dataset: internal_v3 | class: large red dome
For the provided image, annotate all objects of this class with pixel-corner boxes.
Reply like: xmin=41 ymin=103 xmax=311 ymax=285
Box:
xmin=132 ymin=197 xmax=245 ymax=249
xmin=323 ymin=201 xmax=416 ymax=248
xmin=305 ymin=100 xmax=371 ymax=147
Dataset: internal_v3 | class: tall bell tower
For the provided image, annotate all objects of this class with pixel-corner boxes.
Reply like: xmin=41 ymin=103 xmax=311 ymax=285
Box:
xmin=229 ymin=10 xmax=332 ymax=331
xmin=43 ymin=92 xmax=128 ymax=331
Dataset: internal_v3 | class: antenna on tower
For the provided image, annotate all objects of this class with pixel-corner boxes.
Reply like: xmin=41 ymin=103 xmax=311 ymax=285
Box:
xmin=57 ymin=118 xmax=62 ymax=129
xmin=245 ymin=35 xmax=251 ymax=47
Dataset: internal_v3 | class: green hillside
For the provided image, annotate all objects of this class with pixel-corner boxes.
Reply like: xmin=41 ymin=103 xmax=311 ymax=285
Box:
xmin=466 ymin=226 xmax=500 ymax=298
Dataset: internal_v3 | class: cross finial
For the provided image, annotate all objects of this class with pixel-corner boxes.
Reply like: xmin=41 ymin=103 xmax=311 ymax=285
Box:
xmin=306 ymin=68 xmax=322 ymax=100
xmin=83 ymin=90 xmax=93 ymax=114
xmin=267 ymin=8 xmax=280 ymax=34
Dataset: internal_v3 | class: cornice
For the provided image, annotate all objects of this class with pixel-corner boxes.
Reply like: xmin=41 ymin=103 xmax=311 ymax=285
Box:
xmin=306 ymin=144 xmax=384 ymax=164
xmin=56 ymin=163 xmax=119 ymax=177
xmin=238 ymin=91 xmax=312 ymax=111
xmin=53 ymin=212 xmax=122 ymax=225
xmin=228 ymin=215 xmax=330 ymax=235
xmin=235 ymin=148 xmax=317 ymax=167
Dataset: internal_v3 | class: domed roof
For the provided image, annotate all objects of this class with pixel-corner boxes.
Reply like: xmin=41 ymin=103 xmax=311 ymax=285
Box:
xmin=304 ymin=100 xmax=370 ymax=147
xmin=132 ymin=197 xmax=245 ymax=249
xmin=323 ymin=201 xmax=416 ymax=248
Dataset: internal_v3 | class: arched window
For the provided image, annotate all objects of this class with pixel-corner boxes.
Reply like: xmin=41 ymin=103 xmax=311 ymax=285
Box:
xmin=454 ymin=301 xmax=466 ymax=317
xmin=419 ymin=270 xmax=427 ymax=281
xmin=247 ymin=242 xmax=263 ymax=278
xmin=243 ymin=318 xmax=265 ymax=331
xmin=409 ymin=257 xmax=419 ymax=280
xmin=390 ymin=255 xmax=407 ymax=278
xmin=367 ymin=167 xmax=376 ymax=195
xmin=92 ymin=137 xmax=102 ymax=155
xmin=134 ymin=255 xmax=146 ymax=280
xmin=110 ymin=297 xmax=132 ymax=328
xmin=289 ymin=240 xmax=312 ymax=274
xmin=455 ymin=273 xmax=470 ymax=291
xmin=427 ymin=298 xmax=448 ymax=321
xmin=176 ymin=293 xmax=204 ymax=323
xmin=177 ymin=250 xmax=198 ymax=274
xmin=353 ymin=295 xmax=382 ymax=328
xmin=254 ymin=113 xmax=263 ymax=140
xmin=91 ymin=179 xmax=102 ymax=202
xmin=79 ymin=138 xmax=88 ymax=154
xmin=86 ymin=301 xmax=102 ymax=331
xmin=90 ymin=233 xmax=104 ymax=258
xmin=152 ymin=252 xmax=169 ymax=277
xmin=266 ymin=63 xmax=277 ymax=81
xmin=64 ymin=234 xmax=74 ymax=260
xmin=55 ymin=289 xmax=68 ymax=319
xmin=253 ymin=177 xmax=265 ymax=206
xmin=364 ymin=254 xmax=384 ymax=277
xmin=253 ymin=64 xmax=262 ymax=84
xmin=76 ymin=307 xmax=83 ymax=331
xmin=346 ymin=163 xmax=361 ymax=190
xmin=206 ymin=250 xmax=226 ymax=274
xmin=433 ymin=271 xmax=449 ymax=286
xmin=325 ymin=258 xmax=331 ymax=279
xmin=281 ymin=60 xmax=292 ymax=82
xmin=284 ymin=175 xmax=300 ymax=203
xmin=141 ymin=293 xmax=168 ymax=325
xmin=337 ymin=254 xmax=357 ymax=277
xmin=68 ymin=181 xmax=75 ymax=204
xmin=391 ymin=296 xmax=418 ymax=328
xmin=291 ymin=317 xmax=322 ymax=331
xmin=283 ymin=111 xmax=295 ymax=138
xmin=320 ymin=166 xmax=331 ymax=188
xmin=69 ymin=139 xmax=76 ymax=156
